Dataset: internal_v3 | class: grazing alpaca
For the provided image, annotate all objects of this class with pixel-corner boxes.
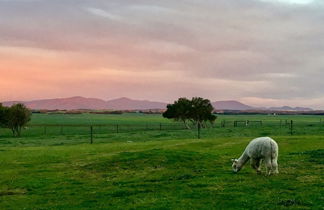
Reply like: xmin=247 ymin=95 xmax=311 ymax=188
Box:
xmin=232 ymin=137 xmax=279 ymax=175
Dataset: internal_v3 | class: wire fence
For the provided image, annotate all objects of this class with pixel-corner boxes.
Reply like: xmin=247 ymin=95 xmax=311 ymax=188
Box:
xmin=0 ymin=123 xmax=187 ymax=137
xmin=0 ymin=119 xmax=323 ymax=144
xmin=217 ymin=119 xmax=324 ymax=136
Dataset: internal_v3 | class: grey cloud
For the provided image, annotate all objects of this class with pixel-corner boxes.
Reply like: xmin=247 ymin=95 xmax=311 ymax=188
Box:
xmin=0 ymin=0 xmax=324 ymax=107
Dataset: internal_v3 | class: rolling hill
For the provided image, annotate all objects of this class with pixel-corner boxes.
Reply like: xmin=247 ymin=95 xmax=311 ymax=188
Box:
xmin=1 ymin=97 xmax=313 ymax=111
xmin=212 ymin=100 xmax=253 ymax=110
xmin=2 ymin=96 xmax=167 ymax=110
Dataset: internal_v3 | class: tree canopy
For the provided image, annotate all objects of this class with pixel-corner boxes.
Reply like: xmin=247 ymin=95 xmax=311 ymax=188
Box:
xmin=0 ymin=103 xmax=31 ymax=137
xmin=163 ymin=97 xmax=216 ymax=129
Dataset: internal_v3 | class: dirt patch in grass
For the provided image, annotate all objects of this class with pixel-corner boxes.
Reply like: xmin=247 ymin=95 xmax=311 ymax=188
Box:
xmin=0 ymin=188 xmax=27 ymax=197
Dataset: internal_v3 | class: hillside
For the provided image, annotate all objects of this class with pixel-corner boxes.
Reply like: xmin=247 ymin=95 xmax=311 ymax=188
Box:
xmin=105 ymin=97 xmax=167 ymax=110
xmin=1 ymin=97 xmax=314 ymax=111
xmin=3 ymin=96 xmax=107 ymax=110
xmin=212 ymin=100 xmax=253 ymax=110
xmin=2 ymin=97 xmax=167 ymax=110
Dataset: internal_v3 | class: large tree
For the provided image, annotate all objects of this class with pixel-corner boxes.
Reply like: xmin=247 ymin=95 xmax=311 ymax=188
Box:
xmin=163 ymin=97 xmax=217 ymax=136
xmin=6 ymin=103 xmax=32 ymax=137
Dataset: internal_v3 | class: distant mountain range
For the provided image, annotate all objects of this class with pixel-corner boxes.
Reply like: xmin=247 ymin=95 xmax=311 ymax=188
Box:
xmin=212 ymin=100 xmax=253 ymax=110
xmin=2 ymin=97 xmax=167 ymax=111
xmin=1 ymin=96 xmax=314 ymax=111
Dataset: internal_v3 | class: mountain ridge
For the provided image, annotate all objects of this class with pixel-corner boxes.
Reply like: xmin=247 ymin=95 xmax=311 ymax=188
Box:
xmin=1 ymin=96 xmax=314 ymax=111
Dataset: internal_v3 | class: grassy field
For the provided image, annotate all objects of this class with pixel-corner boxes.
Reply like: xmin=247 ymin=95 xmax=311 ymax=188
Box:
xmin=0 ymin=114 xmax=323 ymax=209
xmin=0 ymin=113 xmax=323 ymax=146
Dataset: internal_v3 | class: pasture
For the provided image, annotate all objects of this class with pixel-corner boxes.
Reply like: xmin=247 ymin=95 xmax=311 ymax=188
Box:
xmin=0 ymin=113 xmax=323 ymax=209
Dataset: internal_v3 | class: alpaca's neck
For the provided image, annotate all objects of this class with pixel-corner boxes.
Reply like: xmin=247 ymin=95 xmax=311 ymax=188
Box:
xmin=238 ymin=151 xmax=250 ymax=167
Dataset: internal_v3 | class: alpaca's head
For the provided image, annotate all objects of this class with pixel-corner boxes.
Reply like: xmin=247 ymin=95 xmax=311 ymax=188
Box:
xmin=231 ymin=159 xmax=242 ymax=173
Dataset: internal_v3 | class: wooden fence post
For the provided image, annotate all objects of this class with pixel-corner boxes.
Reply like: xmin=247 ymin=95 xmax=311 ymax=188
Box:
xmin=197 ymin=123 xmax=201 ymax=139
xmin=290 ymin=120 xmax=293 ymax=135
xmin=90 ymin=126 xmax=93 ymax=144
xmin=116 ymin=125 xmax=119 ymax=133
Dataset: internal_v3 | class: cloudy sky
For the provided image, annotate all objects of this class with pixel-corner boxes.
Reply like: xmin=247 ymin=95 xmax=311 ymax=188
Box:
xmin=0 ymin=0 xmax=323 ymax=108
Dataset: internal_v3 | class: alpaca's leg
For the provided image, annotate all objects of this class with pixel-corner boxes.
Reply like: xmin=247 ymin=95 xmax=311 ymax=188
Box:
xmin=250 ymin=158 xmax=257 ymax=170
xmin=256 ymin=159 xmax=262 ymax=174
xmin=251 ymin=158 xmax=261 ymax=174
xmin=265 ymin=158 xmax=272 ymax=176
xmin=271 ymin=158 xmax=279 ymax=174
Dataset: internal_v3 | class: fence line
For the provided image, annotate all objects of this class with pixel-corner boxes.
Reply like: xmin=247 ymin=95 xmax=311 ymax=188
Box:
xmin=24 ymin=123 xmax=188 ymax=144
xmin=1 ymin=119 xmax=323 ymax=144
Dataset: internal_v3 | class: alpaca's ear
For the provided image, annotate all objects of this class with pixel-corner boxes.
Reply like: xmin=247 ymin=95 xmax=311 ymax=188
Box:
xmin=231 ymin=159 xmax=235 ymax=162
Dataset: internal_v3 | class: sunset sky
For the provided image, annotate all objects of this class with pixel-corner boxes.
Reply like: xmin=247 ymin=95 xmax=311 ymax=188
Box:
xmin=0 ymin=0 xmax=323 ymax=109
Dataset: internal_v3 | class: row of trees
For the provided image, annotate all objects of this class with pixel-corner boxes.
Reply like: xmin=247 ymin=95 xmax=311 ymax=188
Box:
xmin=0 ymin=103 xmax=31 ymax=137
xmin=163 ymin=97 xmax=216 ymax=133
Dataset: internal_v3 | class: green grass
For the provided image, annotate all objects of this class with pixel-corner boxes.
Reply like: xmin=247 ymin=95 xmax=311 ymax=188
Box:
xmin=0 ymin=136 xmax=323 ymax=209
xmin=29 ymin=113 xmax=172 ymax=125
xmin=27 ymin=113 xmax=323 ymax=124
xmin=0 ymin=114 xmax=323 ymax=209
xmin=1 ymin=113 xmax=324 ymax=147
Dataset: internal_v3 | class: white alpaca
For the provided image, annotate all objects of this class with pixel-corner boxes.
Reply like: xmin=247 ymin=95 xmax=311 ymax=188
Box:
xmin=232 ymin=137 xmax=279 ymax=175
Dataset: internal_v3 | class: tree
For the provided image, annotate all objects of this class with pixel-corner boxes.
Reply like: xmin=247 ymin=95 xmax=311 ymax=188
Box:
xmin=163 ymin=97 xmax=217 ymax=138
xmin=6 ymin=103 xmax=31 ymax=137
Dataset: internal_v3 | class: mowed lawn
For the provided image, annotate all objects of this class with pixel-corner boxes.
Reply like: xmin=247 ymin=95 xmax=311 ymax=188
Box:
xmin=0 ymin=135 xmax=323 ymax=209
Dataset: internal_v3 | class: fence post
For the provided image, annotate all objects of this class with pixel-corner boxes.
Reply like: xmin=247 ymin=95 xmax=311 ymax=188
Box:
xmin=197 ymin=123 xmax=201 ymax=139
xmin=116 ymin=125 xmax=119 ymax=133
xmin=290 ymin=120 xmax=293 ymax=135
xmin=159 ymin=123 xmax=162 ymax=131
xmin=90 ymin=126 xmax=93 ymax=144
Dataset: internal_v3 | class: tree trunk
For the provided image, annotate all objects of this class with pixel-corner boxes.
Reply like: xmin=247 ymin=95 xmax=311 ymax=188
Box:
xmin=197 ymin=122 xmax=201 ymax=139
xmin=17 ymin=126 xmax=21 ymax=137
